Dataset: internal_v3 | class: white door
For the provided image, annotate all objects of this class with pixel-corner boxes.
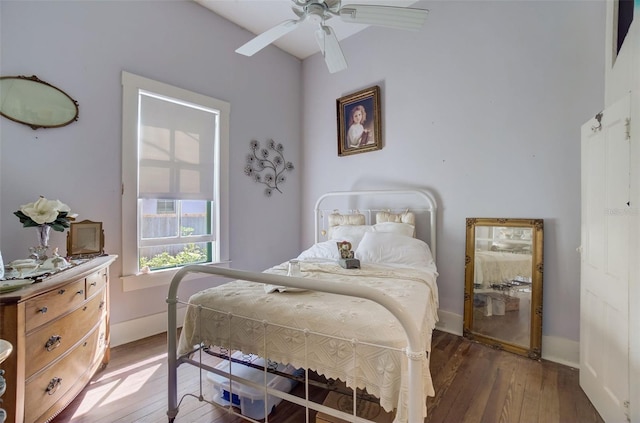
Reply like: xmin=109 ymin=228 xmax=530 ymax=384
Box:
xmin=580 ymin=93 xmax=631 ymax=423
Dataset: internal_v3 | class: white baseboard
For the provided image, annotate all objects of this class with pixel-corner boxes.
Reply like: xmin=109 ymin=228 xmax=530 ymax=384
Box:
xmin=110 ymin=306 xmax=187 ymax=348
xmin=434 ymin=310 xmax=579 ymax=368
xmin=541 ymin=335 xmax=579 ymax=368
xmin=435 ymin=309 xmax=463 ymax=336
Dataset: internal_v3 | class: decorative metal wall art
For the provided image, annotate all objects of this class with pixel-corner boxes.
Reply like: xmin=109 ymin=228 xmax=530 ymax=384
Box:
xmin=244 ymin=139 xmax=294 ymax=196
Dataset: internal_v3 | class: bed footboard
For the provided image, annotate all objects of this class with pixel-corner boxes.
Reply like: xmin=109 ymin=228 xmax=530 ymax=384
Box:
xmin=166 ymin=265 xmax=427 ymax=423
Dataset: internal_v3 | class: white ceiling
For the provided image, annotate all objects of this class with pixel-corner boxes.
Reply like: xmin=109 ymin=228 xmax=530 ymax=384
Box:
xmin=194 ymin=0 xmax=418 ymax=60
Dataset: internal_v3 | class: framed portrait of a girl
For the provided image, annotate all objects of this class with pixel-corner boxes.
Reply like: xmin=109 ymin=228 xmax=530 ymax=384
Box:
xmin=336 ymin=85 xmax=382 ymax=157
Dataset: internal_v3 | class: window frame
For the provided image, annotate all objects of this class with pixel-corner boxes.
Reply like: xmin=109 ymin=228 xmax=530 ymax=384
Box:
xmin=121 ymin=71 xmax=230 ymax=292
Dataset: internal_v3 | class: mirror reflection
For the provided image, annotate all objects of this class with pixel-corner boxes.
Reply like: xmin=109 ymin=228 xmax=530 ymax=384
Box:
xmin=0 ymin=75 xmax=79 ymax=129
xmin=464 ymin=218 xmax=544 ymax=359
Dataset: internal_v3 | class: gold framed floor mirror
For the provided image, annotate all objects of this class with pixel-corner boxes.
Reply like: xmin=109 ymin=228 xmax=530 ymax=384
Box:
xmin=463 ymin=218 xmax=544 ymax=359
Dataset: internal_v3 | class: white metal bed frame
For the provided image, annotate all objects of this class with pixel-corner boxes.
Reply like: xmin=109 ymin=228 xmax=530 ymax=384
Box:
xmin=167 ymin=189 xmax=438 ymax=422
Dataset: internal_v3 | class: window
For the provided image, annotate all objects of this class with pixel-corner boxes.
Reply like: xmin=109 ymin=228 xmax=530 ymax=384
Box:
xmin=615 ymin=0 xmax=634 ymax=55
xmin=155 ymin=200 xmax=176 ymax=214
xmin=121 ymin=72 xmax=229 ymax=290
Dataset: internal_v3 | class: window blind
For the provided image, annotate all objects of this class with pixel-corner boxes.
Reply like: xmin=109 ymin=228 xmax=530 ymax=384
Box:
xmin=138 ymin=92 xmax=217 ymax=201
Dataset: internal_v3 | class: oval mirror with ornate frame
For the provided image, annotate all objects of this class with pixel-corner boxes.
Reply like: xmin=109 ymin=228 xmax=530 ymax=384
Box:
xmin=464 ymin=218 xmax=544 ymax=359
xmin=0 ymin=75 xmax=79 ymax=129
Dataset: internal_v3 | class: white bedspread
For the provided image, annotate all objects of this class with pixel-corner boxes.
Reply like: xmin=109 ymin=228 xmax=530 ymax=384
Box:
xmin=177 ymin=260 xmax=438 ymax=422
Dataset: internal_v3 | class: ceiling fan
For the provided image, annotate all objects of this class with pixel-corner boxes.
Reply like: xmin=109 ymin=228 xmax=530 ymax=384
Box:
xmin=235 ymin=0 xmax=429 ymax=74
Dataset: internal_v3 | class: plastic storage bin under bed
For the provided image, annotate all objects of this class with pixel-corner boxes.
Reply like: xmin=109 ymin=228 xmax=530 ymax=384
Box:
xmin=207 ymin=351 xmax=300 ymax=420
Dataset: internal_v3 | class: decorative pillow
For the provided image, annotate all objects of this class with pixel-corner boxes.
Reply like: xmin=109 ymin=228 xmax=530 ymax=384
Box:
xmin=372 ymin=222 xmax=415 ymax=238
xmin=297 ymin=240 xmax=340 ymax=260
xmin=328 ymin=212 xmax=365 ymax=227
xmin=328 ymin=225 xmax=373 ymax=250
xmin=326 ymin=212 xmax=368 ymax=241
xmin=376 ymin=210 xmax=415 ymax=225
xmin=355 ymin=231 xmax=434 ymax=267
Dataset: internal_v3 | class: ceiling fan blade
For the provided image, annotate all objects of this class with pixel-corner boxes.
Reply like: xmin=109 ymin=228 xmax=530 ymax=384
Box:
xmin=315 ymin=25 xmax=347 ymax=74
xmin=339 ymin=5 xmax=428 ymax=31
xmin=236 ymin=19 xmax=302 ymax=56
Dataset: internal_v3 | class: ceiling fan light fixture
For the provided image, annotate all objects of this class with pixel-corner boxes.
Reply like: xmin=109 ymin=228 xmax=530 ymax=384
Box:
xmin=339 ymin=5 xmax=428 ymax=31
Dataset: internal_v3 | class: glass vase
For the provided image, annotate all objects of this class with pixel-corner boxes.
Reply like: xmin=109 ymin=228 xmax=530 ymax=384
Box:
xmin=287 ymin=259 xmax=301 ymax=277
xmin=30 ymin=225 xmax=51 ymax=262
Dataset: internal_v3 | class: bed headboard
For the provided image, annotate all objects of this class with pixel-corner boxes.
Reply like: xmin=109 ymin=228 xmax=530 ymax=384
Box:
xmin=313 ymin=189 xmax=438 ymax=261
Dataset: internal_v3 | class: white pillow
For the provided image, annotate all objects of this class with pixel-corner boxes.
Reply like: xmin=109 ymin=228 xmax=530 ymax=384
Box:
xmin=355 ymin=231 xmax=434 ymax=267
xmin=328 ymin=225 xmax=373 ymax=250
xmin=296 ymin=240 xmax=340 ymax=260
xmin=372 ymin=222 xmax=415 ymax=238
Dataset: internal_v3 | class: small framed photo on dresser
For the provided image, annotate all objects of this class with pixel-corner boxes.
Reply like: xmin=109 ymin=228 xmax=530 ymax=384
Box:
xmin=67 ymin=220 xmax=104 ymax=258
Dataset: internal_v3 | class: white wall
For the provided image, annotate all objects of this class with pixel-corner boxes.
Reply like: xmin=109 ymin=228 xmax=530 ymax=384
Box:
xmin=0 ymin=1 xmax=303 ymax=328
xmin=301 ymin=0 xmax=605 ymax=351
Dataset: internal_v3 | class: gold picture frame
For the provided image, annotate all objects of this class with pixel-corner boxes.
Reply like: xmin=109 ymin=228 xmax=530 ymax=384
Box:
xmin=67 ymin=220 xmax=104 ymax=258
xmin=337 ymin=85 xmax=382 ymax=157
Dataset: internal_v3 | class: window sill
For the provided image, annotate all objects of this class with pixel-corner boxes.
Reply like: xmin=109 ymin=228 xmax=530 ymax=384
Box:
xmin=121 ymin=261 xmax=231 ymax=292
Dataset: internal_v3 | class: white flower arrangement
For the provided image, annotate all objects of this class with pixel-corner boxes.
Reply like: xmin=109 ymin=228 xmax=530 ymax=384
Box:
xmin=14 ymin=196 xmax=76 ymax=232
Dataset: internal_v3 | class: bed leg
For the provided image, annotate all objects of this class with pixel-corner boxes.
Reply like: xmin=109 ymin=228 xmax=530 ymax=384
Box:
xmin=167 ymin=295 xmax=180 ymax=422
xmin=167 ymin=405 xmax=178 ymax=422
xmin=406 ymin=349 xmax=426 ymax=423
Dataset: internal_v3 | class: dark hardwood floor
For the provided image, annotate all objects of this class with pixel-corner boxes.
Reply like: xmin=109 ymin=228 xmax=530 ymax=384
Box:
xmin=51 ymin=330 xmax=604 ymax=423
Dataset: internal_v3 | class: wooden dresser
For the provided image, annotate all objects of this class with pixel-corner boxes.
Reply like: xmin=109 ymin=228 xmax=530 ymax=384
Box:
xmin=0 ymin=255 xmax=117 ymax=423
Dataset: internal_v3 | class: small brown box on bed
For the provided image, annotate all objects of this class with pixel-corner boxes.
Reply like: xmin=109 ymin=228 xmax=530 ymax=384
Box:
xmin=338 ymin=258 xmax=360 ymax=269
xmin=315 ymin=392 xmax=395 ymax=423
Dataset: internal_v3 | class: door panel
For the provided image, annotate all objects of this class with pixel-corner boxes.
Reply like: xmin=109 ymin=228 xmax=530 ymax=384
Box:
xmin=580 ymin=93 xmax=630 ymax=423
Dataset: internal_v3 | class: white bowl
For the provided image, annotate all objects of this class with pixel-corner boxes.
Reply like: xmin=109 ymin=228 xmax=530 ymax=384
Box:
xmin=0 ymin=339 xmax=13 ymax=364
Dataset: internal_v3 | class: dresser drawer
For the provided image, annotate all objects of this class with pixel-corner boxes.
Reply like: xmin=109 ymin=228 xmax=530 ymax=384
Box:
xmin=25 ymin=288 xmax=106 ymax=378
xmin=25 ymin=328 xmax=99 ymax=423
xmin=85 ymin=268 xmax=107 ymax=299
xmin=25 ymin=279 xmax=86 ymax=333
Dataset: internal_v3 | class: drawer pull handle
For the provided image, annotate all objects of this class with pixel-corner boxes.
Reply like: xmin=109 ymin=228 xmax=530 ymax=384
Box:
xmin=58 ymin=289 xmax=66 ymax=295
xmin=45 ymin=335 xmax=62 ymax=351
xmin=38 ymin=307 xmax=48 ymax=314
xmin=45 ymin=377 xmax=62 ymax=395
xmin=90 ymin=282 xmax=97 ymax=287
xmin=76 ymin=289 xmax=84 ymax=295
xmin=99 ymin=301 xmax=105 ymax=310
